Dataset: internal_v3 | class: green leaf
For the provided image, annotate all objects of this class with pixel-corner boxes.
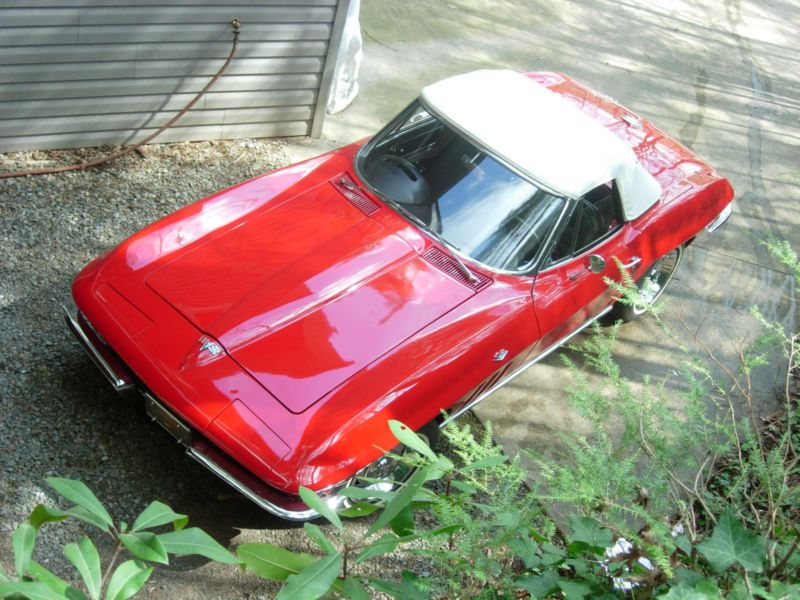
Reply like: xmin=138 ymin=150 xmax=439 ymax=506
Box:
xmin=0 ymin=581 xmax=66 ymax=600
xmin=355 ymin=533 xmax=402 ymax=565
xmin=674 ymin=567 xmax=705 ymax=586
xmin=67 ymin=507 xmax=113 ymax=533
xmin=131 ymin=501 xmax=187 ymax=532
xmin=276 ymin=553 xmax=342 ymax=600
xmin=516 ymin=570 xmax=560 ymax=598
xmin=104 ymin=561 xmax=152 ymax=600
xmin=343 ymin=577 xmax=371 ymax=600
xmin=558 ymin=579 xmax=592 ymax=600
xmin=450 ymin=480 xmax=477 ymax=495
xmin=697 ymin=508 xmax=765 ymax=572
xmin=367 ymin=467 xmax=428 ymax=537
xmin=64 ymin=537 xmax=102 ymax=600
xmin=673 ymin=535 xmax=692 ymax=556
xmin=338 ymin=502 xmax=380 ymax=518
xmin=26 ymin=561 xmax=81 ymax=598
xmin=46 ymin=478 xmax=113 ymax=531
xmin=339 ymin=486 xmax=394 ymax=502
xmin=29 ymin=505 xmax=69 ymax=530
xmin=303 ymin=523 xmax=337 ymax=555
xmin=461 ymin=454 xmax=509 ymax=471
xmin=658 ymin=581 xmax=715 ymax=599
xmin=389 ymin=504 xmax=414 ymax=537
xmin=765 ymin=581 xmax=800 ymax=599
xmin=30 ymin=504 xmax=110 ymax=533
xmin=568 ymin=515 xmax=613 ymax=550
xmin=508 ymin=536 xmax=540 ymax=569
xmin=693 ymin=579 xmax=721 ymax=596
xmin=427 ymin=524 xmax=462 ymax=537
xmin=158 ymin=528 xmax=239 ymax=564
xmin=298 ymin=487 xmax=343 ymax=531
xmin=388 ymin=420 xmax=437 ymax=461
xmin=237 ymin=543 xmax=316 ymax=581
xmin=13 ymin=523 xmax=36 ymax=578
xmin=120 ymin=532 xmax=168 ymax=565
xmin=727 ymin=580 xmax=755 ymax=600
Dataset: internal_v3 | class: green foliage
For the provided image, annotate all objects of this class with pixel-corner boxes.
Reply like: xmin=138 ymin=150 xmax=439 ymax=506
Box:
xmin=696 ymin=509 xmax=765 ymax=573
xmin=6 ymin=237 xmax=797 ymax=599
xmin=63 ymin=537 xmax=101 ymax=599
xmin=245 ymin=237 xmax=799 ymax=599
xmin=237 ymin=543 xmax=317 ymax=581
xmin=236 ymin=420 xmax=453 ymax=599
xmin=1 ymin=478 xmax=236 ymax=600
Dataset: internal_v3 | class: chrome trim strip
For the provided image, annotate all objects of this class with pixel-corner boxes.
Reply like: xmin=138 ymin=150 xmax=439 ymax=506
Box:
xmin=63 ymin=306 xmax=134 ymax=391
xmin=186 ymin=446 xmax=325 ymax=521
xmin=143 ymin=390 xmax=336 ymax=521
xmin=705 ymin=203 xmax=732 ymax=233
xmin=442 ymin=305 xmax=613 ymax=425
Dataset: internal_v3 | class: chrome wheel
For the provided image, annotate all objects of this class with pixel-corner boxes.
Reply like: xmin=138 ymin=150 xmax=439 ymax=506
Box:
xmin=345 ymin=423 xmax=437 ymax=502
xmin=631 ymin=246 xmax=683 ymax=316
xmin=610 ymin=245 xmax=684 ymax=322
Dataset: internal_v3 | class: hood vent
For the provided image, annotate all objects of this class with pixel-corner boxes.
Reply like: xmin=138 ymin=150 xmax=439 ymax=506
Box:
xmin=422 ymin=246 xmax=491 ymax=291
xmin=331 ymin=174 xmax=380 ymax=216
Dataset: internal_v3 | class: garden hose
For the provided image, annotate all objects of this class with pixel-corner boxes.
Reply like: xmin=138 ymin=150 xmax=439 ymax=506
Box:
xmin=1 ymin=19 xmax=242 ymax=180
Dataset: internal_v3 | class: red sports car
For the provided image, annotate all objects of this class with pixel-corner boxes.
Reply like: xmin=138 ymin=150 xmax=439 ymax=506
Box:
xmin=66 ymin=70 xmax=733 ymax=520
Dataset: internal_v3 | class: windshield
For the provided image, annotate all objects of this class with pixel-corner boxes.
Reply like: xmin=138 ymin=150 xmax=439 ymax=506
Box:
xmin=356 ymin=101 xmax=566 ymax=272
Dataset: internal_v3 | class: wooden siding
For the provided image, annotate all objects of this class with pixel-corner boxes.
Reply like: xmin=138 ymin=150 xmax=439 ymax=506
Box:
xmin=0 ymin=1 xmax=348 ymax=151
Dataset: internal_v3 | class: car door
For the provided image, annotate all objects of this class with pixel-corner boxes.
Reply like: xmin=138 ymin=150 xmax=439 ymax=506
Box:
xmin=530 ymin=182 xmax=646 ymax=354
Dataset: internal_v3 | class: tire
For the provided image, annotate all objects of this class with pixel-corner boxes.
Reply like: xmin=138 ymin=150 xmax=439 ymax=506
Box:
xmin=611 ymin=245 xmax=684 ymax=322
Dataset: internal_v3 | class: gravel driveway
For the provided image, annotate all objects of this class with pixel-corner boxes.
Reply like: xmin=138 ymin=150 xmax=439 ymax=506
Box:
xmin=0 ymin=141 xmax=424 ymax=598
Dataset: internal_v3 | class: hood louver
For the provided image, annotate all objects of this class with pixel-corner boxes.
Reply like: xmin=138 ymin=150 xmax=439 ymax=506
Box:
xmin=422 ymin=246 xmax=491 ymax=291
xmin=331 ymin=174 xmax=380 ymax=216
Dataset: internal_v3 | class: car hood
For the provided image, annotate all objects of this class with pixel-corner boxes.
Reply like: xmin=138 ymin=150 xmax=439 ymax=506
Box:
xmin=146 ymin=181 xmax=476 ymax=414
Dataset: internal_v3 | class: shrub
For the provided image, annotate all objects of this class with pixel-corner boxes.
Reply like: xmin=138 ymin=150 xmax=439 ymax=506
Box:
xmin=0 ymin=478 xmax=238 ymax=600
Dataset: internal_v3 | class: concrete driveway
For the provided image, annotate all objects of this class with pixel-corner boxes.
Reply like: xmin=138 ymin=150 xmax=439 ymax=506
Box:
xmin=311 ymin=0 xmax=800 ymax=456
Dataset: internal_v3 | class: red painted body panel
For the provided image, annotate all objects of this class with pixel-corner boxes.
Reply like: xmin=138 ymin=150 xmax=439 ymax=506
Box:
xmin=71 ymin=72 xmax=734 ymax=501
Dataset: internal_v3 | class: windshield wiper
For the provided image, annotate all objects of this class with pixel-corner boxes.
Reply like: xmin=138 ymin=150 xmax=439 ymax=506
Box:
xmin=387 ymin=201 xmax=479 ymax=284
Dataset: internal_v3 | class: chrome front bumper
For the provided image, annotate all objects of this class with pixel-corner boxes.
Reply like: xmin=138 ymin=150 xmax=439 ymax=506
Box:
xmin=63 ymin=305 xmax=134 ymax=392
xmin=64 ymin=304 xmax=337 ymax=521
xmin=705 ymin=202 xmax=733 ymax=233
xmin=143 ymin=392 xmax=324 ymax=521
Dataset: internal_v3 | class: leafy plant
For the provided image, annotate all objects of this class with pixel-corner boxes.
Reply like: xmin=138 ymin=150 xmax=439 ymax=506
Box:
xmin=237 ymin=419 xmax=454 ymax=600
xmin=6 ymin=240 xmax=798 ymax=599
xmin=1 ymin=478 xmax=238 ymax=600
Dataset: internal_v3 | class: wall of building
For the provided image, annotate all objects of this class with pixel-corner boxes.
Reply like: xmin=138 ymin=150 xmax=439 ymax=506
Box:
xmin=0 ymin=0 xmax=349 ymax=151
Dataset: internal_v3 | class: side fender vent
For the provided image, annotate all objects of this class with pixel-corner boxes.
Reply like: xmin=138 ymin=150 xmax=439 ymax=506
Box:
xmin=331 ymin=174 xmax=380 ymax=216
xmin=422 ymin=246 xmax=491 ymax=291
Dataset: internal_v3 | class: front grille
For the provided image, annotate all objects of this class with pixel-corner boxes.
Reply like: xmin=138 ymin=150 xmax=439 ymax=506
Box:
xmin=422 ymin=246 xmax=491 ymax=291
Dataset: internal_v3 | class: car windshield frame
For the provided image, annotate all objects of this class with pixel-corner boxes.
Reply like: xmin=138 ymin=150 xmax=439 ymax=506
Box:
xmin=355 ymin=99 xmax=571 ymax=276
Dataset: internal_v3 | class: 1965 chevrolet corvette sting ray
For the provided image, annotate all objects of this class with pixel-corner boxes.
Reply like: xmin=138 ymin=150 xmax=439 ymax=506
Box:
xmin=66 ymin=70 xmax=733 ymax=520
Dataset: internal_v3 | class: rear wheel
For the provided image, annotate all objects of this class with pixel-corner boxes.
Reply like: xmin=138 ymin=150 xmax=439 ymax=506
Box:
xmin=612 ymin=245 xmax=684 ymax=322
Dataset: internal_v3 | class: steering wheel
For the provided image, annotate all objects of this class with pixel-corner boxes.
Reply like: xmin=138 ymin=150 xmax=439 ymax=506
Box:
xmin=381 ymin=155 xmax=423 ymax=183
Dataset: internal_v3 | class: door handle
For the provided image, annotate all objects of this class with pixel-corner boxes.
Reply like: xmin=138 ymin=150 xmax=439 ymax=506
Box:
xmin=620 ymin=256 xmax=641 ymax=271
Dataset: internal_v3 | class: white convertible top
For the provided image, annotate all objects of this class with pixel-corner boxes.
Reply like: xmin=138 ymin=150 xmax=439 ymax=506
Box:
xmin=420 ymin=70 xmax=662 ymax=220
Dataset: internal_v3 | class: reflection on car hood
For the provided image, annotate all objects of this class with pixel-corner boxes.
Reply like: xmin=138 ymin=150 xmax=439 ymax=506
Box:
xmin=146 ymin=183 xmax=475 ymax=414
